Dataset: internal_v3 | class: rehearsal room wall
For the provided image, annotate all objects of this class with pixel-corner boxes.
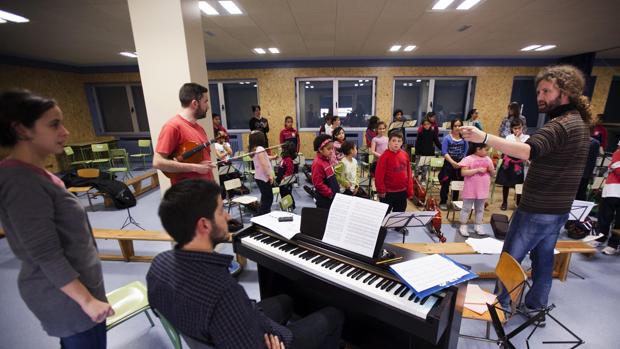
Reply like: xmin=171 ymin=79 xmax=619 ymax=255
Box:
xmin=1 ymin=63 xmax=618 ymax=166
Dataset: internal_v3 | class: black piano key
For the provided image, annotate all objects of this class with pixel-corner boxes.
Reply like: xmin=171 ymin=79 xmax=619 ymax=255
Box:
xmin=280 ymin=244 xmax=295 ymax=251
xmin=346 ymin=268 xmax=358 ymax=277
xmin=355 ymin=271 xmax=367 ymax=280
xmin=394 ymin=285 xmax=405 ymax=295
xmin=399 ymin=288 xmax=409 ymax=297
xmin=420 ymin=296 xmax=429 ymax=305
xmin=313 ymin=256 xmax=327 ymax=264
xmin=368 ymin=275 xmax=380 ymax=285
xmin=375 ymin=279 xmax=387 ymax=288
xmin=381 ymin=280 xmax=392 ymax=290
xmin=413 ymin=297 xmax=420 ymax=303
xmin=335 ymin=264 xmax=347 ymax=273
xmin=385 ymin=282 xmax=397 ymax=292
xmin=351 ymin=269 xmax=363 ymax=278
xmin=340 ymin=265 xmax=352 ymax=274
xmin=320 ymin=259 xmax=333 ymax=267
xmin=262 ymin=237 xmax=277 ymax=244
xmin=291 ymin=248 xmax=305 ymax=256
xmin=255 ymin=235 xmax=270 ymax=242
xmin=308 ymin=255 xmax=321 ymax=262
xmin=249 ymin=231 xmax=261 ymax=238
xmin=271 ymin=240 xmax=287 ymax=248
xmin=304 ymin=252 xmax=319 ymax=260
xmin=329 ymin=263 xmax=340 ymax=270
xmin=363 ymin=274 xmax=374 ymax=283
xmin=298 ymin=251 xmax=312 ymax=259
xmin=408 ymin=293 xmax=416 ymax=301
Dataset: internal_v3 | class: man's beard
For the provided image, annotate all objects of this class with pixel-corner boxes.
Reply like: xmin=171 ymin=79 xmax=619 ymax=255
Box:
xmin=538 ymin=95 xmax=563 ymax=113
xmin=195 ymin=106 xmax=207 ymax=120
xmin=209 ymin=223 xmax=228 ymax=247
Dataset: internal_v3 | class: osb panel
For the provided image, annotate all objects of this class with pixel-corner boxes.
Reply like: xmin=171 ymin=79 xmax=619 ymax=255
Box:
xmin=591 ymin=66 xmax=619 ymax=117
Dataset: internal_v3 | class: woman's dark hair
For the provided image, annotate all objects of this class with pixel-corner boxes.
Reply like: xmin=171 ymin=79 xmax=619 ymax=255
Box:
xmin=425 ymin=111 xmax=437 ymax=121
xmin=284 ymin=115 xmax=293 ymax=123
xmin=179 ymin=83 xmax=208 ymax=108
xmin=467 ymin=142 xmax=487 ymax=156
xmin=466 ymin=109 xmax=478 ymax=121
xmin=510 ymin=118 xmax=523 ymax=128
xmin=248 ymin=130 xmax=267 ymax=152
xmin=332 ymin=126 xmax=345 ymax=141
xmin=0 ymin=89 xmax=57 ymax=147
xmin=367 ymin=115 xmax=380 ymax=130
xmin=158 ymin=179 xmax=221 ymax=248
xmin=251 ymin=105 xmax=261 ymax=113
xmin=340 ymin=141 xmax=357 ymax=156
xmin=313 ymin=134 xmax=333 ymax=151
xmin=508 ymin=102 xmax=520 ymax=117
xmin=281 ymin=142 xmax=298 ymax=160
xmin=393 ymin=109 xmax=403 ymax=119
xmin=450 ymin=118 xmax=463 ymax=130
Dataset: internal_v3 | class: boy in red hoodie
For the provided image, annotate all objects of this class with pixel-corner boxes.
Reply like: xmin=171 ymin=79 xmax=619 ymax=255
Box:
xmin=311 ymin=134 xmax=340 ymax=209
xmin=279 ymin=115 xmax=300 ymax=152
xmin=375 ymin=131 xmax=413 ymax=212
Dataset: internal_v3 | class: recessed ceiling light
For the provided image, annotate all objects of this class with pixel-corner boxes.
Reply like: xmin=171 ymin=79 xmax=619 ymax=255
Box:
xmin=416 ymin=79 xmax=422 ymax=82
xmin=402 ymin=83 xmax=407 ymax=86
xmin=310 ymin=86 xmax=314 ymax=89
xmin=535 ymin=45 xmax=557 ymax=51
xmin=389 ymin=45 xmax=402 ymax=52
xmin=404 ymin=45 xmax=416 ymax=52
xmin=268 ymin=47 xmax=280 ymax=54
xmin=305 ymin=81 xmax=310 ymax=85
xmin=253 ymin=84 xmax=257 ymax=88
xmin=119 ymin=52 xmax=138 ymax=58
xmin=432 ymin=0 xmax=455 ymax=10
xmin=520 ymin=45 xmax=542 ymax=51
xmin=358 ymin=79 xmax=363 ymax=82
xmin=199 ymin=1 xmax=219 ymax=15
xmin=219 ymin=1 xmax=242 ymax=15
xmin=0 ymin=9 xmax=29 ymax=23
xmin=364 ymin=80 xmax=369 ymax=82
xmin=360 ymin=83 xmax=364 ymax=87
xmin=253 ymin=48 xmax=266 ymax=54
xmin=355 ymin=84 xmax=359 ymax=87
xmin=456 ymin=0 xmax=481 ymax=10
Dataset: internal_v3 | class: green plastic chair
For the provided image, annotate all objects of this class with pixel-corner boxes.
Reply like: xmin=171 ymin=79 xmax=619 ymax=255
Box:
xmin=106 ymin=281 xmax=154 ymax=331
xmin=279 ymin=194 xmax=294 ymax=212
xmin=154 ymin=309 xmax=215 ymax=349
xmin=242 ymin=155 xmax=255 ymax=188
xmin=64 ymin=146 xmax=92 ymax=169
xmin=108 ymin=148 xmax=132 ymax=180
xmin=426 ymin=156 xmax=445 ymax=195
xmin=130 ymin=139 xmax=152 ymax=170
xmin=91 ymin=143 xmax=111 ymax=168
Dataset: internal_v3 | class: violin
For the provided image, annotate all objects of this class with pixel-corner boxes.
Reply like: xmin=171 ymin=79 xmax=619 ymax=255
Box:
xmin=412 ymin=175 xmax=426 ymax=206
xmin=424 ymin=197 xmax=447 ymax=243
xmin=163 ymin=140 xmax=217 ymax=179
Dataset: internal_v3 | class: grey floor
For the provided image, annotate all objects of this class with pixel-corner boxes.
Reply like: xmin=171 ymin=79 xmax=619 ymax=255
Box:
xmin=1 ymin=168 xmax=620 ymax=349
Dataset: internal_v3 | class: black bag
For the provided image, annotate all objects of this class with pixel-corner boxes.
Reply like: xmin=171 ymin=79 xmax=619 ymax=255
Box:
xmin=490 ymin=213 xmax=510 ymax=240
xmin=302 ymin=164 xmax=312 ymax=183
xmin=565 ymin=217 xmax=596 ymax=240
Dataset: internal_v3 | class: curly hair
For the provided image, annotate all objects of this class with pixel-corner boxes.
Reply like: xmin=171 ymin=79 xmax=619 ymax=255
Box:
xmin=535 ymin=65 xmax=594 ymax=125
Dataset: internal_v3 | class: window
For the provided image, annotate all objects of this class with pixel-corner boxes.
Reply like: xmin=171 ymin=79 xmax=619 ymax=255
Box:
xmin=86 ymin=83 xmax=150 ymax=137
xmin=393 ymin=77 xmax=473 ymax=126
xmin=297 ymin=78 xmax=376 ymax=129
xmin=603 ymin=76 xmax=620 ymax=123
xmin=209 ymin=80 xmax=259 ymax=130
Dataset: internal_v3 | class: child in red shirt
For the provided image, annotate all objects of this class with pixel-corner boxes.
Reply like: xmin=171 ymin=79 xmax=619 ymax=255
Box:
xmin=279 ymin=116 xmax=300 ymax=152
xmin=277 ymin=142 xmax=297 ymax=210
xmin=375 ymin=131 xmax=413 ymax=212
xmin=311 ymin=134 xmax=340 ymax=209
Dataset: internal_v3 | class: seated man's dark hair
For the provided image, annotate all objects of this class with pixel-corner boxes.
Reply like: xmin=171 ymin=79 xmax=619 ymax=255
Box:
xmin=158 ymin=179 xmax=221 ymax=248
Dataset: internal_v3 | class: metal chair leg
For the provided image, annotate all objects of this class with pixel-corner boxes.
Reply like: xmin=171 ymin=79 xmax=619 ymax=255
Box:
xmin=145 ymin=309 xmax=155 ymax=327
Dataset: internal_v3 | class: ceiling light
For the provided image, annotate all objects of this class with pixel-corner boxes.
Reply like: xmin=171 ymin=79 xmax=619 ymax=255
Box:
xmin=253 ymin=48 xmax=266 ymax=54
xmin=360 ymin=84 xmax=364 ymax=87
xmin=535 ymin=45 xmax=557 ymax=51
xmin=358 ymin=79 xmax=363 ymax=82
xmin=219 ymin=1 xmax=242 ymax=15
xmin=0 ymin=9 xmax=29 ymax=23
xmin=305 ymin=81 xmax=310 ymax=85
xmin=268 ymin=48 xmax=280 ymax=54
xmin=520 ymin=45 xmax=541 ymax=51
xmin=310 ymin=86 xmax=314 ymax=89
xmin=432 ymin=0 xmax=455 ymax=10
xmin=389 ymin=45 xmax=402 ymax=52
xmin=355 ymin=84 xmax=359 ymax=87
xmin=119 ymin=52 xmax=138 ymax=58
xmin=305 ymin=86 xmax=308 ymax=89
xmin=199 ymin=1 xmax=219 ymax=15
xmin=364 ymin=80 xmax=369 ymax=82
xmin=402 ymin=83 xmax=407 ymax=86
xmin=456 ymin=0 xmax=481 ymax=10
xmin=253 ymin=84 xmax=257 ymax=87
xmin=404 ymin=45 xmax=416 ymax=52
xmin=416 ymin=79 xmax=422 ymax=82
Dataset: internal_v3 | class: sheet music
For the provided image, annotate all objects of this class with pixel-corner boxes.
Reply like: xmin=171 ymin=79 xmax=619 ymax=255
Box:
xmin=569 ymin=200 xmax=596 ymax=222
xmin=250 ymin=211 xmax=300 ymax=240
xmin=322 ymin=193 xmax=389 ymax=257
xmin=390 ymin=254 xmax=468 ymax=292
xmin=382 ymin=211 xmax=435 ymax=228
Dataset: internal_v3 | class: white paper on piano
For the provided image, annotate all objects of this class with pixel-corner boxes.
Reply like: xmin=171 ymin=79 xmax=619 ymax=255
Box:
xmin=250 ymin=211 xmax=301 ymax=240
xmin=322 ymin=193 xmax=389 ymax=258
xmin=390 ymin=254 xmax=468 ymax=293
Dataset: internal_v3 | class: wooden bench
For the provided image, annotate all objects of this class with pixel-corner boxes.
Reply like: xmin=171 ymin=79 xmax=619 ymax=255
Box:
xmin=391 ymin=240 xmax=596 ymax=282
xmin=92 ymin=228 xmax=246 ymax=266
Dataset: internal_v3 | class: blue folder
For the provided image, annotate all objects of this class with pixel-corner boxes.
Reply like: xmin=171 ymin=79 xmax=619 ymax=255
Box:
xmin=389 ymin=254 xmax=478 ymax=299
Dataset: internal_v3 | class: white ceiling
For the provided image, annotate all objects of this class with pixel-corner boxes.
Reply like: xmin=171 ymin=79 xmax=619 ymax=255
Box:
xmin=0 ymin=0 xmax=619 ymax=66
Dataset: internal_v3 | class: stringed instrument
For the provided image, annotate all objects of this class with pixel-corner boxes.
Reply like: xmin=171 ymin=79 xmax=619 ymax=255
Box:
xmin=412 ymin=175 xmax=426 ymax=206
xmin=163 ymin=139 xmax=217 ymax=179
xmin=424 ymin=197 xmax=447 ymax=243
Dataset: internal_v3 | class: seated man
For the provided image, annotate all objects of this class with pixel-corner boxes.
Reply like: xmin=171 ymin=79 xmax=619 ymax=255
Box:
xmin=147 ymin=179 xmax=344 ymax=349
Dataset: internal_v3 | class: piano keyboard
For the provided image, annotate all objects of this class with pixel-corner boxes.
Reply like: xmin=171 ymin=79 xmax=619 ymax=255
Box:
xmin=241 ymin=231 xmax=439 ymax=320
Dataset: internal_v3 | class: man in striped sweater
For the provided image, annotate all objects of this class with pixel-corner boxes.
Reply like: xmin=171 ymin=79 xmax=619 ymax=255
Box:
xmin=460 ymin=65 xmax=593 ymax=324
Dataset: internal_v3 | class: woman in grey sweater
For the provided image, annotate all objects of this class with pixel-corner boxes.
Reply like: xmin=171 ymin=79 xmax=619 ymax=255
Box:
xmin=0 ymin=90 xmax=113 ymax=348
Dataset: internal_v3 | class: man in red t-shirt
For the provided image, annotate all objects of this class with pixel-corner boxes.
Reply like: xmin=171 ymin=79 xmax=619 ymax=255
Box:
xmin=153 ymin=83 xmax=215 ymax=185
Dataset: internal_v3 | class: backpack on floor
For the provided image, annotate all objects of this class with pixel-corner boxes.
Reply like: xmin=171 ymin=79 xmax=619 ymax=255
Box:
xmin=490 ymin=213 xmax=510 ymax=240
xmin=565 ymin=217 xmax=596 ymax=240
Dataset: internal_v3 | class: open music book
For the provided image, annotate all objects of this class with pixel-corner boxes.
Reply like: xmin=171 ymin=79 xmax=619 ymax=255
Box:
xmin=322 ymin=194 xmax=389 ymax=258
xmin=250 ymin=211 xmax=301 ymax=240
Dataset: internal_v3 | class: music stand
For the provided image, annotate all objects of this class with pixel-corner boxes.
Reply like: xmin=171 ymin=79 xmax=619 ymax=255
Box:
xmin=388 ymin=121 xmax=405 ymax=132
xmin=218 ymin=163 xmax=237 ymax=176
xmin=120 ymin=207 xmax=145 ymax=230
xmin=403 ymin=120 xmax=417 ymax=128
xmin=565 ymin=200 xmax=599 ymax=279
xmin=382 ymin=211 xmax=436 ymax=243
xmin=279 ymin=174 xmax=296 ymax=187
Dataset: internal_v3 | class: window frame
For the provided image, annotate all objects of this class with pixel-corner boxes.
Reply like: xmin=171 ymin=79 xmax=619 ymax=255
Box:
xmin=295 ymin=77 xmax=377 ymax=131
xmin=209 ymin=79 xmax=260 ymax=133
xmin=392 ymin=76 xmax=475 ymax=125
